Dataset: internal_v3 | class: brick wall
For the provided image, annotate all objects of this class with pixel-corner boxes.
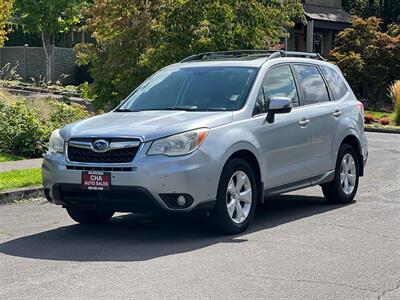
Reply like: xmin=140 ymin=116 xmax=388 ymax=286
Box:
xmin=0 ymin=46 xmax=77 ymax=84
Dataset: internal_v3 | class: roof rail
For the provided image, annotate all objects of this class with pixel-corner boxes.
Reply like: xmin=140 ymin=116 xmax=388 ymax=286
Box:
xmin=276 ymin=50 xmax=326 ymax=61
xmin=179 ymin=50 xmax=326 ymax=63
xmin=180 ymin=50 xmax=276 ymax=63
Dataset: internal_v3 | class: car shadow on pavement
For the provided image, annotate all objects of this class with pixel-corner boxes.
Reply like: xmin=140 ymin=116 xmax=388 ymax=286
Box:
xmin=0 ymin=194 xmax=352 ymax=262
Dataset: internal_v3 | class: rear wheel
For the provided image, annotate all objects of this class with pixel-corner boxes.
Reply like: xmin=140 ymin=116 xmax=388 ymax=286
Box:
xmin=210 ymin=158 xmax=257 ymax=234
xmin=322 ymin=144 xmax=359 ymax=204
xmin=66 ymin=207 xmax=114 ymax=224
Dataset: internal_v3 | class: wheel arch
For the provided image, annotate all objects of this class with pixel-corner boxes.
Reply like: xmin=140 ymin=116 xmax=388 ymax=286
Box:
xmin=224 ymin=149 xmax=264 ymax=204
xmin=340 ymin=134 xmax=364 ymax=176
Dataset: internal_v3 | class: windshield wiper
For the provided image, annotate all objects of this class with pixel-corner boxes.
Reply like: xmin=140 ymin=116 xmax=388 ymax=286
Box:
xmin=115 ymin=108 xmax=143 ymax=112
xmin=165 ymin=106 xmax=199 ymax=111
xmin=204 ymin=107 xmax=227 ymax=111
xmin=165 ymin=106 xmax=228 ymax=111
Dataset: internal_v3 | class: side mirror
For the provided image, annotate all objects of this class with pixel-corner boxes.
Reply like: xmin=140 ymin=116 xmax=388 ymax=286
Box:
xmin=266 ymin=97 xmax=292 ymax=124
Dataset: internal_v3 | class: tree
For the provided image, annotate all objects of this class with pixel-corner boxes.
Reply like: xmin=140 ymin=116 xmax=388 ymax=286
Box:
xmin=77 ymin=0 xmax=304 ymax=110
xmin=143 ymin=0 xmax=304 ymax=71
xmin=0 ymin=0 xmax=14 ymax=47
xmin=343 ymin=0 xmax=400 ymax=26
xmin=14 ymin=0 xmax=88 ymax=81
xmin=331 ymin=17 xmax=400 ymax=109
xmin=75 ymin=0 xmax=157 ymax=109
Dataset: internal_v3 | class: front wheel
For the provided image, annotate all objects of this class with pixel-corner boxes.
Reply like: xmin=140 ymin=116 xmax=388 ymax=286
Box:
xmin=66 ymin=207 xmax=114 ymax=224
xmin=210 ymin=158 xmax=257 ymax=234
xmin=322 ymin=144 xmax=360 ymax=204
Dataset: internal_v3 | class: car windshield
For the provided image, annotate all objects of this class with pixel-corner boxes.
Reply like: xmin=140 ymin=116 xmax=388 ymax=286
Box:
xmin=117 ymin=67 xmax=258 ymax=112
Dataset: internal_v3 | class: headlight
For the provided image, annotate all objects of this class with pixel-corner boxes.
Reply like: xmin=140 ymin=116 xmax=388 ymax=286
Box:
xmin=48 ymin=129 xmax=64 ymax=154
xmin=147 ymin=129 xmax=209 ymax=156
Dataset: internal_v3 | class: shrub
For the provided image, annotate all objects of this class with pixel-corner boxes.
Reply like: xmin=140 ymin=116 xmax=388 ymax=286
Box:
xmin=0 ymin=62 xmax=23 ymax=81
xmin=48 ymin=100 xmax=92 ymax=130
xmin=0 ymin=95 xmax=92 ymax=158
xmin=389 ymin=81 xmax=400 ymax=126
xmin=364 ymin=113 xmax=375 ymax=124
xmin=0 ymin=101 xmax=47 ymax=157
xmin=379 ymin=117 xmax=390 ymax=125
xmin=78 ymin=82 xmax=91 ymax=99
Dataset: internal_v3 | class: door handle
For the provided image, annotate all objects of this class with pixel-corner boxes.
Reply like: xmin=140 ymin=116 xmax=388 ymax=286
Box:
xmin=299 ymin=119 xmax=310 ymax=127
xmin=332 ymin=110 xmax=342 ymax=118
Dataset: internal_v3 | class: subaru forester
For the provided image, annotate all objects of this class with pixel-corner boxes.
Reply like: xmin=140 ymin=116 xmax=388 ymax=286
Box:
xmin=42 ymin=50 xmax=368 ymax=234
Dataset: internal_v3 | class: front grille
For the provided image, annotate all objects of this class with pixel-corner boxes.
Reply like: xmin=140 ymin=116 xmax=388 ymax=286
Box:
xmin=66 ymin=165 xmax=134 ymax=172
xmin=67 ymin=138 xmax=140 ymax=163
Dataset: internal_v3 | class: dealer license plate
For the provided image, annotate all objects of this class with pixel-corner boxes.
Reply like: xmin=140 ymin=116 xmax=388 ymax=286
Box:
xmin=81 ymin=171 xmax=111 ymax=190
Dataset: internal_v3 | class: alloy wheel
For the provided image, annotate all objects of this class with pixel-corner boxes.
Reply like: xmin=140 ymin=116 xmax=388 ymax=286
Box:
xmin=340 ymin=153 xmax=357 ymax=195
xmin=226 ymin=171 xmax=252 ymax=224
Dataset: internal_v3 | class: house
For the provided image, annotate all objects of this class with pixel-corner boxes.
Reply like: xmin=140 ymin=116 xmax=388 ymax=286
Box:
xmin=287 ymin=0 xmax=351 ymax=57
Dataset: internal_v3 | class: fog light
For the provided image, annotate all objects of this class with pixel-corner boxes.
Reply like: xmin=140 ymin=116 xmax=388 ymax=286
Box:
xmin=159 ymin=193 xmax=194 ymax=209
xmin=177 ymin=195 xmax=186 ymax=206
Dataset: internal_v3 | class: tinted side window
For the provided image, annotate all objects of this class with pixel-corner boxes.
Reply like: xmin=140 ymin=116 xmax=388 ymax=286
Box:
xmin=253 ymin=65 xmax=299 ymax=115
xmin=321 ymin=66 xmax=348 ymax=100
xmin=294 ymin=65 xmax=330 ymax=105
xmin=263 ymin=65 xmax=299 ymax=109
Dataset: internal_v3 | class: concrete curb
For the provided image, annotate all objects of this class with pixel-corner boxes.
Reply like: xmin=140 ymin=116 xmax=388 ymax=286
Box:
xmin=0 ymin=186 xmax=43 ymax=205
xmin=365 ymin=127 xmax=400 ymax=134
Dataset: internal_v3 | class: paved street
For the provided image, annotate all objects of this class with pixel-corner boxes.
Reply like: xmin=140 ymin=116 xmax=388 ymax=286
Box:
xmin=0 ymin=132 xmax=399 ymax=299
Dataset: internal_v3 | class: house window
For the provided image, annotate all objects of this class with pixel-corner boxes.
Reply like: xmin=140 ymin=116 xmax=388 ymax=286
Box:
xmin=295 ymin=33 xmax=305 ymax=52
xmin=314 ymin=33 xmax=323 ymax=54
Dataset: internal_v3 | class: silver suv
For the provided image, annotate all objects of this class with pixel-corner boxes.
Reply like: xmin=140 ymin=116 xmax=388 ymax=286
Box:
xmin=42 ymin=50 xmax=368 ymax=234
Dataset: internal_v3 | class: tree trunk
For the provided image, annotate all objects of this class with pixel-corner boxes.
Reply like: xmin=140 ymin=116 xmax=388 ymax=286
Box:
xmin=41 ymin=30 xmax=53 ymax=83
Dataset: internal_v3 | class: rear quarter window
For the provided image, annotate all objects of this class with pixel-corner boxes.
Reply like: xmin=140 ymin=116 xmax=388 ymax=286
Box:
xmin=320 ymin=66 xmax=348 ymax=100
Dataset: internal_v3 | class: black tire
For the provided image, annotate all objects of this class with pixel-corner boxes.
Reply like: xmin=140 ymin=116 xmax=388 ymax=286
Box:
xmin=210 ymin=158 xmax=258 ymax=235
xmin=322 ymin=144 xmax=360 ymax=204
xmin=66 ymin=207 xmax=114 ymax=224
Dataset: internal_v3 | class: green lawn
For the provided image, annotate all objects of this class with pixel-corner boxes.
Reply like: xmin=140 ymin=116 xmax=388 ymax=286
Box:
xmin=0 ymin=153 xmax=25 ymax=163
xmin=0 ymin=168 xmax=42 ymax=191
xmin=365 ymin=110 xmax=395 ymax=120
xmin=365 ymin=110 xmax=399 ymax=128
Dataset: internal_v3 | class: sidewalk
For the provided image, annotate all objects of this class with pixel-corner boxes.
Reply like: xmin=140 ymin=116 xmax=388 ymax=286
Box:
xmin=0 ymin=158 xmax=43 ymax=172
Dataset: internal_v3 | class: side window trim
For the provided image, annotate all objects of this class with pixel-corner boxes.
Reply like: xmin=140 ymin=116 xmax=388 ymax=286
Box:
xmin=292 ymin=63 xmax=332 ymax=106
xmin=316 ymin=65 xmax=335 ymax=102
xmin=289 ymin=63 xmax=305 ymax=107
xmin=288 ymin=64 xmax=302 ymax=108
xmin=252 ymin=86 xmax=268 ymax=117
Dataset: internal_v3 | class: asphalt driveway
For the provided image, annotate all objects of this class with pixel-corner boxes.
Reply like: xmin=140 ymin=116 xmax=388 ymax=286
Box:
xmin=0 ymin=132 xmax=399 ymax=299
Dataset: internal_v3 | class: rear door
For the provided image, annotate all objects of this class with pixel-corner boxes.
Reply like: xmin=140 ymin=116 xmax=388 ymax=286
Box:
xmin=320 ymin=65 xmax=353 ymax=170
xmin=292 ymin=64 xmax=336 ymax=177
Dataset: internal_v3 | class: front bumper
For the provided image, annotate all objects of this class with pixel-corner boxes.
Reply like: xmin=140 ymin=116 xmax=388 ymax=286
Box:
xmin=42 ymin=148 xmax=221 ymax=213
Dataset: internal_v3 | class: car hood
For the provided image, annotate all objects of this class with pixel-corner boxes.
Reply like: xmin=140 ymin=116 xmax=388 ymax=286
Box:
xmin=60 ymin=110 xmax=233 ymax=142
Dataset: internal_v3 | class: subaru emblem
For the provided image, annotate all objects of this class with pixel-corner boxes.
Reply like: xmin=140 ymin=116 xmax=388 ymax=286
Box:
xmin=92 ymin=139 xmax=110 ymax=152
